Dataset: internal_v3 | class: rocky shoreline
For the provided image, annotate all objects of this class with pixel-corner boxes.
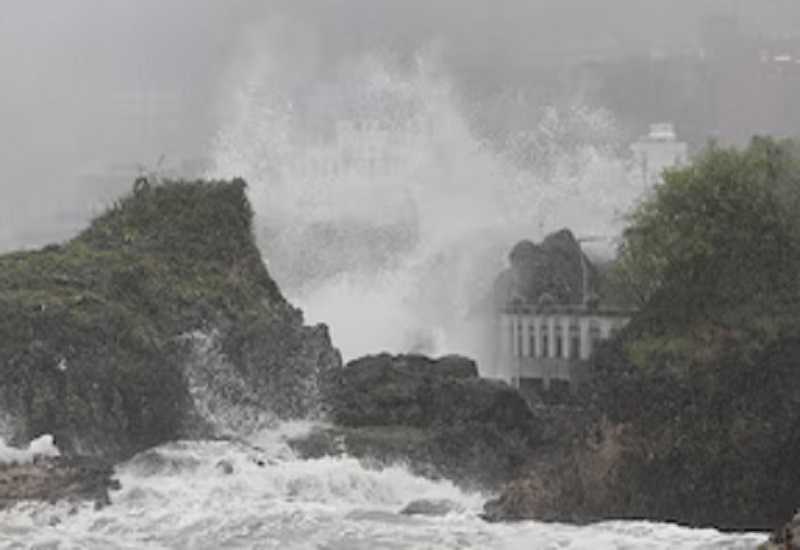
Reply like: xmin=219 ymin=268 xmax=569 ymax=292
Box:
xmin=290 ymin=353 xmax=541 ymax=492
xmin=0 ymin=179 xmax=791 ymax=548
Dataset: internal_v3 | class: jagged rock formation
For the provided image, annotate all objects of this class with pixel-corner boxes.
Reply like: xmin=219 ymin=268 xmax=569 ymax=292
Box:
xmin=290 ymin=353 xmax=541 ymax=491
xmin=493 ymin=229 xmax=597 ymax=310
xmin=0 ymin=178 xmax=340 ymax=461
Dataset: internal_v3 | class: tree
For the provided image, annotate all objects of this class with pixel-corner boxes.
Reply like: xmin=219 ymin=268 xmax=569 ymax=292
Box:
xmin=615 ymin=137 xmax=800 ymax=327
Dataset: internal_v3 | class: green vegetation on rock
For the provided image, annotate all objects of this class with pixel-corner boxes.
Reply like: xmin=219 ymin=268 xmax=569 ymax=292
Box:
xmin=0 ymin=178 xmax=339 ymax=459
xmin=590 ymin=138 xmax=800 ymax=528
xmin=486 ymin=138 xmax=800 ymax=529
xmin=617 ymin=136 xmax=800 ymax=325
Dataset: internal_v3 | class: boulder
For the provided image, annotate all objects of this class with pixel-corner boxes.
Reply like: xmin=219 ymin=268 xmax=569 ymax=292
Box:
xmin=493 ymin=229 xmax=596 ymax=310
xmin=321 ymin=353 xmax=517 ymax=430
xmin=291 ymin=353 xmax=541 ymax=491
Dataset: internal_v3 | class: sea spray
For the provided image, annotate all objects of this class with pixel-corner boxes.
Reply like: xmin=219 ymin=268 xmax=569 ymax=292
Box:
xmin=0 ymin=434 xmax=59 ymax=465
xmin=209 ymin=50 xmax=643 ymax=364
xmin=181 ymin=330 xmax=279 ymax=439
xmin=0 ymin=429 xmax=764 ymax=550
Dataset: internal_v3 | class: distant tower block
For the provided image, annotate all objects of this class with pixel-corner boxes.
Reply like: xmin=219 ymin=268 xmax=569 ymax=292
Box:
xmin=631 ymin=123 xmax=688 ymax=186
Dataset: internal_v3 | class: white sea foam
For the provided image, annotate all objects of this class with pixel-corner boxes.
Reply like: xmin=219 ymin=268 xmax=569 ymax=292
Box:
xmin=208 ymin=50 xmax=645 ymax=365
xmin=0 ymin=424 xmax=765 ymax=550
xmin=0 ymin=434 xmax=60 ymax=465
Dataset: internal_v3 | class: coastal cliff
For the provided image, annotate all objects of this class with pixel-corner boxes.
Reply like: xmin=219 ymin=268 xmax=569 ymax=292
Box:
xmin=0 ymin=178 xmax=340 ymax=462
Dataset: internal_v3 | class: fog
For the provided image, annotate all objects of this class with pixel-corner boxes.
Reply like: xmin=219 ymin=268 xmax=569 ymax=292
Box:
xmin=1 ymin=0 xmax=798 ymax=250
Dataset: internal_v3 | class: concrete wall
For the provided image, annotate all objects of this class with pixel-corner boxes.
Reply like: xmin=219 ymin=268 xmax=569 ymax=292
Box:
xmin=494 ymin=311 xmax=630 ymax=388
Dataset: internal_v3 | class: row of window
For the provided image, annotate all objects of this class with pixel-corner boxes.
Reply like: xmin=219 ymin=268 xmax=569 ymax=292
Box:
xmin=510 ymin=319 xmax=620 ymax=360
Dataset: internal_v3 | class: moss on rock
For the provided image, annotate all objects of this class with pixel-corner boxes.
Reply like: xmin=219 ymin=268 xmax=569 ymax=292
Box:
xmin=0 ymin=178 xmax=340 ymax=460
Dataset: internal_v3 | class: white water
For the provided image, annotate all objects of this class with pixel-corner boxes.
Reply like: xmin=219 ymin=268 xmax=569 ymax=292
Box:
xmin=0 ymin=434 xmax=59 ymax=465
xmin=209 ymin=50 xmax=647 ymax=365
xmin=0 ymin=334 xmax=767 ymax=548
xmin=0 ymin=423 xmax=764 ymax=550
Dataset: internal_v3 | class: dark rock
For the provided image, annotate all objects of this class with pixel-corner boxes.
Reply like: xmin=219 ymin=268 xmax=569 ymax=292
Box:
xmin=487 ymin=320 xmax=800 ymax=530
xmin=400 ymin=498 xmax=465 ymax=516
xmin=293 ymin=353 xmax=541 ymax=491
xmin=0 ymin=457 xmax=117 ymax=510
xmin=0 ymin=179 xmax=340 ymax=461
xmin=494 ymin=229 xmax=596 ymax=310
xmin=482 ymin=415 xmax=626 ymax=523
xmin=216 ymin=460 xmax=234 ymax=475
xmin=322 ymin=353 xmax=522 ymax=431
xmin=760 ymin=512 xmax=800 ymax=549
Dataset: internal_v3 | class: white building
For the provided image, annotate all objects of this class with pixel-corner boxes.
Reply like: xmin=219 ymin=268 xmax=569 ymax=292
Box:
xmin=631 ymin=123 xmax=688 ymax=186
xmin=494 ymin=304 xmax=632 ymax=394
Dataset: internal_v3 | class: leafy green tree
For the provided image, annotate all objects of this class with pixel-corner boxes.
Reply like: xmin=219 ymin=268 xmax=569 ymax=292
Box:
xmin=616 ymin=137 xmax=800 ymax=327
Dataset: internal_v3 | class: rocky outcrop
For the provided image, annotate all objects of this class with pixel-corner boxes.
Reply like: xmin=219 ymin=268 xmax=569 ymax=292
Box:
xmin=482 ymin=414 xmax=627 ymax=523
xmin=493 ymin=229 xmax=597 ymax=309
xmin=291 ymin=353 xmax=541 ymax=491
xmin=0 ymin=457 xmax=118 ymax=510
xmin=0 ymin=178 xmax=340 ymax=461
xmin=486 ymin=317 xmax=800 ymax=530
xmin=760 ymin=512 xmax=800 ymax=549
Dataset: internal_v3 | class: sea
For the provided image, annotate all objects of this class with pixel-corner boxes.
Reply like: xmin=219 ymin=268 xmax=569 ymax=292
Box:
xmin=0 ymin=423 xmax=765 ymax=550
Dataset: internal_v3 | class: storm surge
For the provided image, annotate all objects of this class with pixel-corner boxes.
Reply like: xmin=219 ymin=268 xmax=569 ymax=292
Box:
xmin=0 ymin=355 xmax=762 ymax=550
xmin=0 ymin=430 xmax=761 ymax=549
xmin=0 ymin=313 xmax=761 ymax=549
xmin=208 ymin=48 xmax=644 ymax=364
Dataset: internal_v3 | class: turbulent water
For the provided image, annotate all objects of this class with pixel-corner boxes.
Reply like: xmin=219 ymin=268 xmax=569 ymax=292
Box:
xmin=0 ymin=423 xmax=764 ymax=550
xmin=0 ymin=332 xmax=768 ymax=549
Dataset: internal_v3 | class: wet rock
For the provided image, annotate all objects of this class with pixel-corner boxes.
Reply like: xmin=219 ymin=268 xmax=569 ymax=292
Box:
xmin=296 ymin=353 xmax=541 ymax=491
xmin=216 ymin=459 xmax=234 ymax=475
xmin=400 ymin=498 xmax=465 ymax=516
xmin=493 ymin=229 xmax=595 ymax=310
xmin=760 ymin=512 xmax=800 ymax=549
xmin=0 ymin=457 xmax=117 ymax=510
xmin=321 ymin=353 xmax=526 ymax=432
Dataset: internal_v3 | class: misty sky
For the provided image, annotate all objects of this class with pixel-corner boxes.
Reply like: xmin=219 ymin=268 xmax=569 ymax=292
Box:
xmin=1 ymin=0 xmax=799 ymax=249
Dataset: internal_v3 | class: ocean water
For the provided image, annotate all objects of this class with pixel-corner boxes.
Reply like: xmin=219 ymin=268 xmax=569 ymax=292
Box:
xmin=0 ymin=423 xmax=764 ymax=550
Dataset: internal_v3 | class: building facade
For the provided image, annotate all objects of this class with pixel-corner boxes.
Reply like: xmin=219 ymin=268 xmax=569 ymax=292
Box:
xmin=494 ymin=304 xmax=632 ymax=394
xmin=630 ymin=123 xmax=688 ymax=186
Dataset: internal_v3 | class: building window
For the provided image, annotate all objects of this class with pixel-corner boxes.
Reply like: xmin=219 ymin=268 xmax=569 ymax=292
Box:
xmin=529 ymin=328 xmax=537 ymax=358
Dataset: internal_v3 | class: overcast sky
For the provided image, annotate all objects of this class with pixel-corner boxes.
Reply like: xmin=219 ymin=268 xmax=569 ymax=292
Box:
xmin=1 ymin=0 xmax=798 ymax=248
